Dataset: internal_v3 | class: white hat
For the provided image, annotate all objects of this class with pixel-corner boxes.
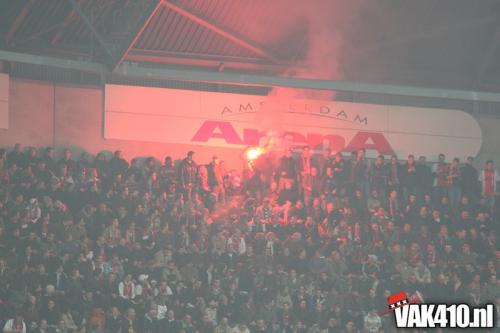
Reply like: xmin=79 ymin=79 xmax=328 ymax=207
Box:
xmin=138 ymin=274 xmax=149 ymax=282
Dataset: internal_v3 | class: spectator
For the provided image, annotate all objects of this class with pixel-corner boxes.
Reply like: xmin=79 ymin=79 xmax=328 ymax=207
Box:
xmin=368 ymin=155 xmax=388 ymax=198
xmin=448 ymin=157 xmax=461 ymax=207
xmin=179 ymin=151 xmax=198 ymax=198
xmin=416 ymin=155 xmax=432 ymax=198
xmin=479 ymin=160 xmax=499 ymax=213
xmin=214 ymin=317 xmax=231 ymax=333
xmin=120 ymin=308 xmax=139 ymax=333
xmin=433 ymin=153 xmax=449 ymax=200
xmin=331 ymin=152 xmax=346 ymax=191
xmin=401 ymin=154 xmax=418 ymax=200
xmin=363 ymin=310 xmax=381 ymax=333
xmin=231 ymin=323 xmax=250 ymax=333
xmin=6 ymin=144 xmax=26 ymax=169
xmin=109 ymin=150 xmax=129 ymax=178
xmin=58 ymin=148 xmax=77 ymax=176
xmin=460 ymin=156 xmax=480 ymax=201
xmin=3 ymin=315 xmax=26 ymax=333
xmin=0 ymin=143 xmax=497 ymax=333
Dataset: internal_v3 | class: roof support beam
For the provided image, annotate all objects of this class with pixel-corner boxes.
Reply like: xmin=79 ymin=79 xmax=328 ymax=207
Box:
xmin=2 ymin=49 xmax=500 ymax=103
xmin=51 ymin=0 xmax=86 ymax=45
xmin=5 ymin=0 xmax=37 ymax=45
xmin=111 ymin=0 xmax=163 ymax=71
xmin=0 ymin=49 xmax=106 ymax=73
xmin=114 ymin=62 xmax=500 ymax=103
xmin=161 ymin=0 xmax=282 ymax=64
xmin=67 ymin=0 xmax=113 ymax=59
xmin=125 ymin=50 xmax=290 ymax=73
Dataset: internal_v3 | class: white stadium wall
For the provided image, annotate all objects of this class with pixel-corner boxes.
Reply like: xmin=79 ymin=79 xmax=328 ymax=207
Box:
xmin=0 ymin=78 xmax=499 ymax=169
xmin=104 ymin=84 xmax=482 ymax=162
xmin=0 ymin=79 xmax=247 ymax=168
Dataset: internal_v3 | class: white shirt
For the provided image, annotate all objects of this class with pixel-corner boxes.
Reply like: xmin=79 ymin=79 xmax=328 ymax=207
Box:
xmin=157 ymin=304 xmax=168 ymax=320
xmin=232 ymin=326 xmax=250 ymax=333
xmin=118 ymin=281 xmax=136 ymax=299
xmin=3 ymin=319 xmax=26 ymax=333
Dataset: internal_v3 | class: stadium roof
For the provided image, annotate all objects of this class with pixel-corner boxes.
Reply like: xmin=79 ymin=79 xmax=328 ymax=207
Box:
xmin=1 ymin=0 xmax=500 ymax=93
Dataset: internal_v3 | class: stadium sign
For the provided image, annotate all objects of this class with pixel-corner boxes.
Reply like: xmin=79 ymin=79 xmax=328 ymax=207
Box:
xmin=104 ymin=84 xmax=482 ymax=161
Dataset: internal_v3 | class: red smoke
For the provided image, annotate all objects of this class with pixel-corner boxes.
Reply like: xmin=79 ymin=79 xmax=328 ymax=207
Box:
xmin=244 ymin=0 xmax=362 ymax=99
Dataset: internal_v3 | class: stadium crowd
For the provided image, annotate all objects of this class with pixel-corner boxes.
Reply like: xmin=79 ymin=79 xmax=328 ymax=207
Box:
xmin=0 ymin=143 xmax=498 ymax=333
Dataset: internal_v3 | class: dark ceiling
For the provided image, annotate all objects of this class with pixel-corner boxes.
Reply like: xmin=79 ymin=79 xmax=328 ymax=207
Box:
xmin=1 ymin=0 xmax=500 ymax=92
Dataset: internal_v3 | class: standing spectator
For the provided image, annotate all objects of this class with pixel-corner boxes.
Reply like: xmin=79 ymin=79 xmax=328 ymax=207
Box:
xmin=26 ymin=147 xmax=39 ymax=168
xmin=179 ymin=151 xmax=198 ymax=199
xmin=479 ymin=160 xmax=499 ymax=213
xmin=77 ymin=151 xmax=92 ymax=173
xmin=448 ymin=158 xmax=461 ymax=207
xmin=94 ymin=152 xmax=109 ymax=178
xmin=387 ymin=189 xmax=402 ymax=223
xmin=351 ymin=149 xmax=369 ymax=197
xmin=315 ymin=148 xmax=332 ymax=178
xmin=401 ymin=154 xmax=418 ymax=200
xmin=160 ymin=156 xmax=175 ymax=185
xmin=416 ymin=155 xmax=433 ymax=198
xmin=277 ymin=149 xmax=296 ymax=191
xmin=7 ymin=144 xmax=26 ymax=169
xmin=460 ymin=156 xmax=479 ymax=202
xmin=433 ymin=153 xmax=449 ymax=200
xmin=42 ymin=147 xmax=57 ymax=173
xmin=331 ymin=152 xmax=345 ymax=190
xmin=207 ymin=156 xmax=219 ymax=193
xmin=297 ymin=146 xmax=315 ymax=199
xmin=58 ymin=148 xmax=77 ymax=176
xmin=109 ymin=150 xmax=129 ymax=177
xmin=369 ymin=155 xmax=388 ymax=198
xmin=387 ymin=155 xmax=401 ymax=194
xmin=214 ymin=158 xmax=227 ymax=204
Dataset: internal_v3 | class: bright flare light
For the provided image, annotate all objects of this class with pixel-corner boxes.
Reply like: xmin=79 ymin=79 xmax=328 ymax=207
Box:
xmin=245 ymin=147 xmax=265 ymax=161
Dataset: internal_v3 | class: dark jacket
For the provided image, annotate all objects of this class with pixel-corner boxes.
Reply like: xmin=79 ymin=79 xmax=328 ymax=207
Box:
xmin=460 ymin=164 xmax=479 ymax=197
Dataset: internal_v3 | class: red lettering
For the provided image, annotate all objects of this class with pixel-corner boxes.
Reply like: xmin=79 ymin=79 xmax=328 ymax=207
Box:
xmin=322 ymin=135 xmax=346 ymax=152
xmin=192 ymin=122 xmax=394 ymax=155
xmin=191 ymin=121 xmax=243 ymax=144
xmin=243 ymin=129 xmax=267 ymax=145
xmin=307 ymin=133 xmax=324 ymax=150
xmin=307 ymin=134 xmax=346 ymax=152
xmin=345 ymin=131 xmax=395 ymax=155
xmin=283 ymin=131 xmax=307 ymax=146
